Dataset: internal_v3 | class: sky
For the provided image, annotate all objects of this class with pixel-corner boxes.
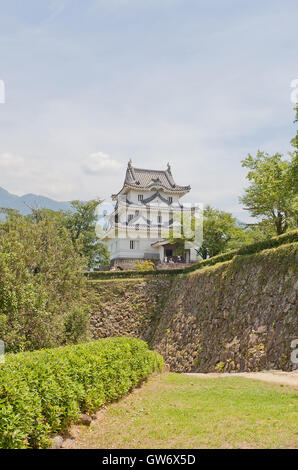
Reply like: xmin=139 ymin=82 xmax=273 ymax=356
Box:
xmin=0 ymin=0 xmax=297 ymax=222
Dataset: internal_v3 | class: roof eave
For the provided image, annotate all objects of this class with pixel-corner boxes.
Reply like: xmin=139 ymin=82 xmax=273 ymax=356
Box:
xmin=113 ymin=183 xmax=190 ymax=196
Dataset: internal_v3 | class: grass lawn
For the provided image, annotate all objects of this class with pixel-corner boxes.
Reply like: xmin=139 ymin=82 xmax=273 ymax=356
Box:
xmin=66 ymin=373 xmax=298 ymax=449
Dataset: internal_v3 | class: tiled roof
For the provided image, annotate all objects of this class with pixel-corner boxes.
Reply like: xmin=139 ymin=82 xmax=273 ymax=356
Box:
xmin=112 ymin=160 xmax=190 ymax=198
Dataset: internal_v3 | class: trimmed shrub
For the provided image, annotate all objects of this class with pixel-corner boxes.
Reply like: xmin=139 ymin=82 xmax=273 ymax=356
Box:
xmin=134 ymin=260 xmax=155 ymax=271
xmin=86 ymin=229 xmax=298 ymax=279
xmin=0 ymin=337 xmax=163 ymax=449
xmin=87 ymin=269 xmax=180 ymax=279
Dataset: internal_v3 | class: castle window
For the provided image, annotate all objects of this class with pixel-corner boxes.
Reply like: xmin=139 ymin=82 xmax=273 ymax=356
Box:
xmin=138 ymin=194 xmax=143 ymax=201
xmin=158 ymin=215 xmax=162 ymax=224
xmin=168 ymin=196 xmax=173 ymax=203
xmin=135 ymin=224 xmax=139 ymax=231
xmin=130 ymin=240 xmax=135 ymax=249
xmin=128 ymin=214 xmax=133 ymax=222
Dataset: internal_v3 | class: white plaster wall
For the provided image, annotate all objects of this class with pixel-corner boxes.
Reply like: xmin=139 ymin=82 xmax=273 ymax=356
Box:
xmin=118 ymin=210 xmax=174 ymax=227
xmin=108 ymin=187 xmax=190 ymax=262
xmin=110 ymin=236 xmax=161 ymax=261
xmin=126 ymin=189 xmax=180 ymax=205
xmin=190 ymin=248 xmax=197 ymax=261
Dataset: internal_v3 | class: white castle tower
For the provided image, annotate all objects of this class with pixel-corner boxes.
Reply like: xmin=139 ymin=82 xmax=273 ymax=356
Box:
xmin=102 ymin=160 xmax=197 ymax=268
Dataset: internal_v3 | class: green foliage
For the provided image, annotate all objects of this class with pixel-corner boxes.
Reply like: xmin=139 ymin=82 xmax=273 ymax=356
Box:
xmin=0 ymin=199 xmax=111 ymax=352
xmin=166 ymin=205 xmax=247 ymax=259
xmin=134 ymin=260 xmax=155 ymax=271
xmin=64 ymin=307 xmax=90 ymax=344
xmin=289 ymin=104 xmax=298 ymax=219
xmin=215 ymin=361 xmax=225 ymax=372
xmin=189 ymin=229 xmax=298 ymax=272
xmin=168 ymin=205 xmax=273 ymax=260
xmin=64 ymin=199 xmax=110 ymax=268
xmin=240 ymin=151 xmax=297 ymax=235
xmin=225 ymin=224 xmax=270 ymax=251
xmin=87 ymin=270 xmax=176 ymax=280
xmin=0 ymin=337 xmax=164 ymax=449
xmin=290 ymin=103 xmax=298 ymax=151
xmin=197 ymin=205 xmax=245 ymax=259
xmin=24 ymin=200 xmax=110 ymax=268
xmin=0 ymin=211 xmax=87 ymax=352
xmin=166 ymin=209 xmax=199 ymax=245
xmin=168 ymin=205 xmax=271 ymax=260
xmin=86 ymin=230 xmax=298 ymax=279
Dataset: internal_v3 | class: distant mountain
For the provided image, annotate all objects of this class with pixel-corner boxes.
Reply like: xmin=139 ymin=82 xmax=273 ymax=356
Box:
xmin=0 ymin=187 xmax=72 ymax=215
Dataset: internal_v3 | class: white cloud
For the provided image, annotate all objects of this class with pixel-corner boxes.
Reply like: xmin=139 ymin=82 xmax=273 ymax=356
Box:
xmin=0 ymin=0 xmax=296 ymax=221
xmin=0 ymin=151 xmax=76 ymax=199
xmin=82 ymin=152 xmax=124 ymax=175
xmin=0 ymin=152 xmax=24 ymax=170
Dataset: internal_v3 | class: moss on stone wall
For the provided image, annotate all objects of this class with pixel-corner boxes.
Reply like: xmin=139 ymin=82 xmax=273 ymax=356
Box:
xmin=86 ymin=242 xmax=298 ymax=372
xmin=85 ymin=278 xmax=173 ymax=344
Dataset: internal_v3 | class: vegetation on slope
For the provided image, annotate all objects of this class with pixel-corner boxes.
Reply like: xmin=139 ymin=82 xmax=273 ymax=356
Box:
xmin=86 ymin=229 xmax=298 ymax=279
xmin=0 ymin=211 xmax=89 ymax=352
xmin=0 ymin=199 xmax=112 ymax=353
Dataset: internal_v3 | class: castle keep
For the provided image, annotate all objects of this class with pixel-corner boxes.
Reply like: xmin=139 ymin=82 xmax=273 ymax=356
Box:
xmin=103 ymin=160 xmax=197 ymax=268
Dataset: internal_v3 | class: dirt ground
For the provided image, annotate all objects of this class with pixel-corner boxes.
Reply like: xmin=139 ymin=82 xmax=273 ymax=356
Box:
xmin=185 ymin=370 xmax=298 ymax=388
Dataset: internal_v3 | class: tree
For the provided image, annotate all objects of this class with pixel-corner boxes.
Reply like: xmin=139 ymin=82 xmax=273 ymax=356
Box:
xmin=227 ymin=222 xmax=272 ymax=249
xmin=0 ymin=211 xmax=88 ymax=352
xmin=165 ymin=205 xmax=249 ymax=259
xmin=197 ymin=206 xmax=244 ymax=259
xmin=23 ymin=199 xmax=110 ymax=268
xmin=64 ymin=199 xmax=110 ymax=268
xmin=239 ymin=151 xmax=297 ymax=235
xmin=289 ymin=103 xmax=298 ymax=210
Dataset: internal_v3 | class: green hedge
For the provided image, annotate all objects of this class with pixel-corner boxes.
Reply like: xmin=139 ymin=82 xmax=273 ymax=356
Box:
xmin=87 ymin=229 xmax=298 ymax=279
xmin=87 ymin=269 xmax=180 ymax=279
xmin=0 ymin=337 xmax=163 ymax=449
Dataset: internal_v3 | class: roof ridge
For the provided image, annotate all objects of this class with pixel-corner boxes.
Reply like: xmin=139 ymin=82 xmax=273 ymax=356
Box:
xmin=133 ymin=167 xmax=167 ymax=173
xmin=114 ymin=160 xmax=190 ymax=199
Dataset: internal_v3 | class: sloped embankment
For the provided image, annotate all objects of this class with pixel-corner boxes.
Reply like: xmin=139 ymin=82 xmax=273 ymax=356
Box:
xmin=88 ymin=243 xmax=298 ymax=373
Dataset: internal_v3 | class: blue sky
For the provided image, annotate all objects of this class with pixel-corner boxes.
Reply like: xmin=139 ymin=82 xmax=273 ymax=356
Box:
xmin=0 ymin=0 xmax=297 ymax=221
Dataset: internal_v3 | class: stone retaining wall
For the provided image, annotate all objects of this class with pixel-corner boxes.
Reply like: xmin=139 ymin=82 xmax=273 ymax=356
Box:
xmin=87 ymin=243 xmax=298 ymax=372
